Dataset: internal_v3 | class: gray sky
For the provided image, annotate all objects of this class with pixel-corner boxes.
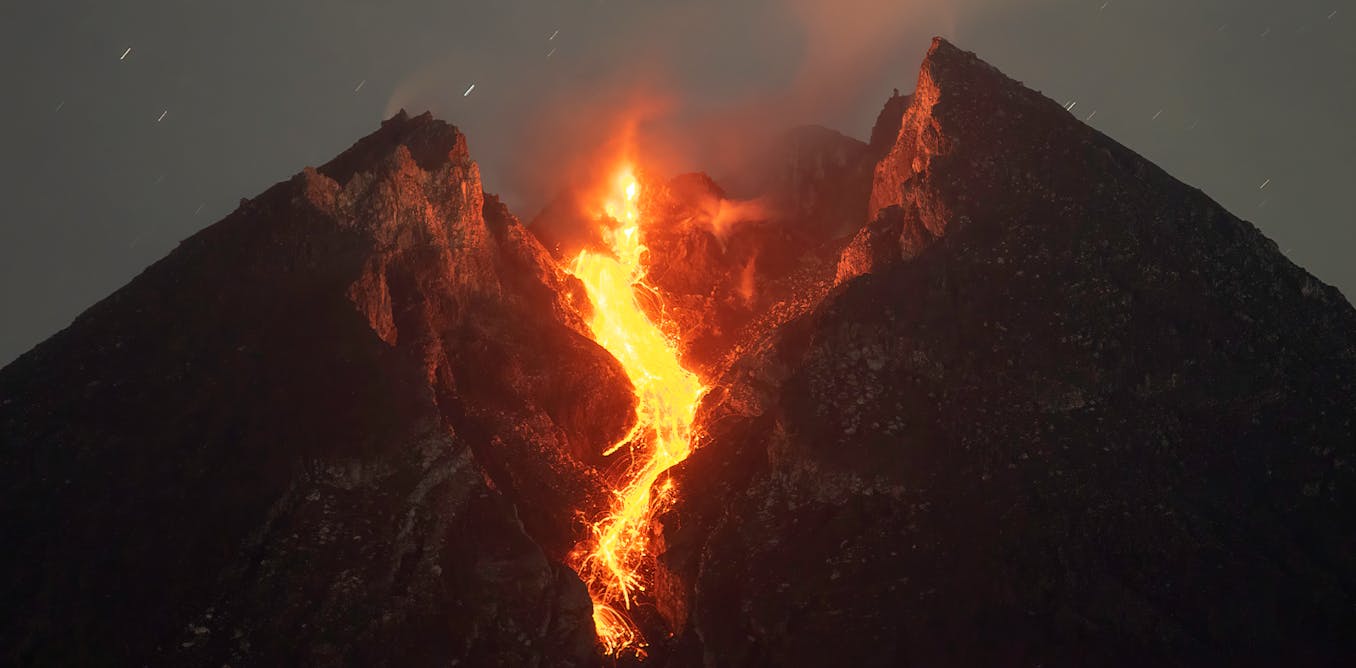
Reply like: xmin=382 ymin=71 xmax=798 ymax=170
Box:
xmin=2 ymin=0 xmax=1352 ymax=365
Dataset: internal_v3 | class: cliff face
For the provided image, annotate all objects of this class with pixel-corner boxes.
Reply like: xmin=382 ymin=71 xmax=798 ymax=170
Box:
xmin=656 ymin=38 xmax=1356 ymax=666
xmin=0 ymin=112 xmax=632 ymax=666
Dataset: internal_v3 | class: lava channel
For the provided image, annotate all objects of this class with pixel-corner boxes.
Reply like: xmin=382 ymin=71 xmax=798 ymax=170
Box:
xmin=564 ymin=163 xmax=705 ymax=658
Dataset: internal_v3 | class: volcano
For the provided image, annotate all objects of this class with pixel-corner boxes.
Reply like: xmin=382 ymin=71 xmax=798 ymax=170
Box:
xmin=3 ymin=39 xmax=1354 ymax=666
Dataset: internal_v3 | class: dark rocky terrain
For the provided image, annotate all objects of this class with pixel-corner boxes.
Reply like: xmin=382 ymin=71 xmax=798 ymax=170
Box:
xmin=0 ymin=112 xmax=631 ymax=666
xmin=3 ymin=37 xmax=1354 ymax=667
xmin=654 ymin=39 xmax=1356 ymax=666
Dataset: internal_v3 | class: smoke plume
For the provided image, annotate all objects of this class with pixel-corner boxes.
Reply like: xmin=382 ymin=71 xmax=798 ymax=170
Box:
xmin=385 ymin=0 xmax=986 ymax=214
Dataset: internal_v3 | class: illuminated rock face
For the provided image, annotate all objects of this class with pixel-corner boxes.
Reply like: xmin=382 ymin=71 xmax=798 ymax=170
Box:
xmin=657 ymin=39 xmax=1356 ymax=666
xmin=0 ymin=111 xmax=630 ymax=667
xmin=4 ymin=37 xmax=1356 ymax=668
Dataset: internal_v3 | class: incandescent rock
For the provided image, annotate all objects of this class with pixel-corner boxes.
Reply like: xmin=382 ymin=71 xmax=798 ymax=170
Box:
xmin=530 ymin=166 xmax=853 ymax=378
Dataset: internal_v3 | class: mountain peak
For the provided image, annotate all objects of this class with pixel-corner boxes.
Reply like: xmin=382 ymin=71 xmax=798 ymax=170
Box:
xmin=918 ymin=37 xmax=1011 ymax=90
xmin=318 ymin=110 xmax=469 ymax=186
xmin=0 ymin=110 xmax=634 ymax=664
xmin=659 ymin=38 xmax=1356 ymax=666
xmin=922 ymin=36 xmax=972 ymax=66
xmin=869 ymin=35 xmax=1103 ymax=241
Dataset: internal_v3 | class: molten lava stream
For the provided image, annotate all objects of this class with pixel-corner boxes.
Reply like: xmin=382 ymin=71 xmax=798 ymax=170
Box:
xmin=565 ymin=165 xmax=705 ymax=657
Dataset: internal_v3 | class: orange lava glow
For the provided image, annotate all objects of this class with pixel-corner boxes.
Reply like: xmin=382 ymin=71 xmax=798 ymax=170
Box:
xmin=565 ymin=164 xmax=705 ymax=657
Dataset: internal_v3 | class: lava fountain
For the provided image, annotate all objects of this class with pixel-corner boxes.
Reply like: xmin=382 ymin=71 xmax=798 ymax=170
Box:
xmin=565 ymin=164 xmax=705 ymax=656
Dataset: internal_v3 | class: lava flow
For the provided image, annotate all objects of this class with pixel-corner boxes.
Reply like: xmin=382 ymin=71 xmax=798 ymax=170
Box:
xmin=565 ymin=164 xmax=705 ymax=656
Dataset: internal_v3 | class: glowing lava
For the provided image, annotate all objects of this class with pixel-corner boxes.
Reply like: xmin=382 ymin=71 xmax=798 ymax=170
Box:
xmin=565 ymin=165 xmax=705 ymax=656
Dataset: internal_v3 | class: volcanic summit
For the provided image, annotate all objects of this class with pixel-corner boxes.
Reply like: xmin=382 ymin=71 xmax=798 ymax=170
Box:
xmin=3 ymin=39 xmax=1353 ymax=667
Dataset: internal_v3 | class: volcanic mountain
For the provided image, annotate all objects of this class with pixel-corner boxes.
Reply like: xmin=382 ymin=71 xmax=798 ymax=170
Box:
xmin=3 ymin=38 xmax=1354 ymax=667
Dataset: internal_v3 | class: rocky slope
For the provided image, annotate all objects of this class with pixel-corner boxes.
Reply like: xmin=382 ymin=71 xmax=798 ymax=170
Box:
xmin=655 ymin=38 xmax=1356 ymax=666
xmin=4 ymin=36 xmax=1355 ymax=668
xmin=0 ymin=111 xmax=633 ymax=666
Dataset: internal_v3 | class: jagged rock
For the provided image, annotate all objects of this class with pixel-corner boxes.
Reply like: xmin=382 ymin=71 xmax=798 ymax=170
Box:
xmin=0 ymin=111 xmax=632 ymax=666
xmin=867 ymin=89 xmax=911 ymax=161
xmin=657 ymin=38 xmax=1356 ymax=666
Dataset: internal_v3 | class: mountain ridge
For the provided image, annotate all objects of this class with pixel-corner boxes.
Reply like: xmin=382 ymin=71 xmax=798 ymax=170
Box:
xmin=653 ymin=37 xmax=1356 ymax=666
xmin=3 ymin=36 xmax=1354 ymax=667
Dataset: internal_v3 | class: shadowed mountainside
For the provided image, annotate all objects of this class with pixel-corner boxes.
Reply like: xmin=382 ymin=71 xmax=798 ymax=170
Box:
xmin=0 ymin=112 xmax=633 ymax=667
xmin=656 ymin=38 xmax=1356 ymax=667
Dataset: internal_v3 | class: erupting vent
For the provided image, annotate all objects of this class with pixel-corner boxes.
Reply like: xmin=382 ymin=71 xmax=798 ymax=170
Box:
xmin=564 ymin=165 xmax=706 ymax=656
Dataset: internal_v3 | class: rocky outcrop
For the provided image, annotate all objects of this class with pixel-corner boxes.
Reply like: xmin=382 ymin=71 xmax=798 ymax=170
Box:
xmin=866 ymin=38 xmax=961 ymax=236
xmin=867 ymin=89 xmax=910 ymax=160
xmin=0 ymin=111 xmax=631 ymax=666
xmin=656 ymin=38 xmax=1356 ymax=666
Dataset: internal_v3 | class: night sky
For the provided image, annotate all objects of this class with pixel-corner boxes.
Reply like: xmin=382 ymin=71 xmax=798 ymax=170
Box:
xmin=2 ymin=0 xmax=1352 ymax=365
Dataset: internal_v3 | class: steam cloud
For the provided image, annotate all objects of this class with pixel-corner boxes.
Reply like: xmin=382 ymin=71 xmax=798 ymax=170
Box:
xmin=385 ymin=0 xmax=1020 ymax=214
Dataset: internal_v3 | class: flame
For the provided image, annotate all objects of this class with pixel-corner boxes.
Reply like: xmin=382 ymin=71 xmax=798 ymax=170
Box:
xmin=565 ymin=164 xmax=705 ymax=656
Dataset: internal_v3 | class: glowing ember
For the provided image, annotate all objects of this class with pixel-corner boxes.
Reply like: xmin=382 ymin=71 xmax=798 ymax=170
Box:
xmin=565 ymin=164 xmax=705 ymax=656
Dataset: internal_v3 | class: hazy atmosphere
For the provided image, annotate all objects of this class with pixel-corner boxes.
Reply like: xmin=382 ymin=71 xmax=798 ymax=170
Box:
xmin=2 ymin=0 xmax=1352 ymax=365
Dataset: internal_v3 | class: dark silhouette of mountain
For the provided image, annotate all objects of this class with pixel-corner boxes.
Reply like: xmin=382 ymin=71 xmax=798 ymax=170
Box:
xmin=0 ymin=111 xmax=631 ymax=666
xmin=4 ymin=38 xmax=1354 ymax=667
xmin=656 ymin=38 xmax=1356 ymax=666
